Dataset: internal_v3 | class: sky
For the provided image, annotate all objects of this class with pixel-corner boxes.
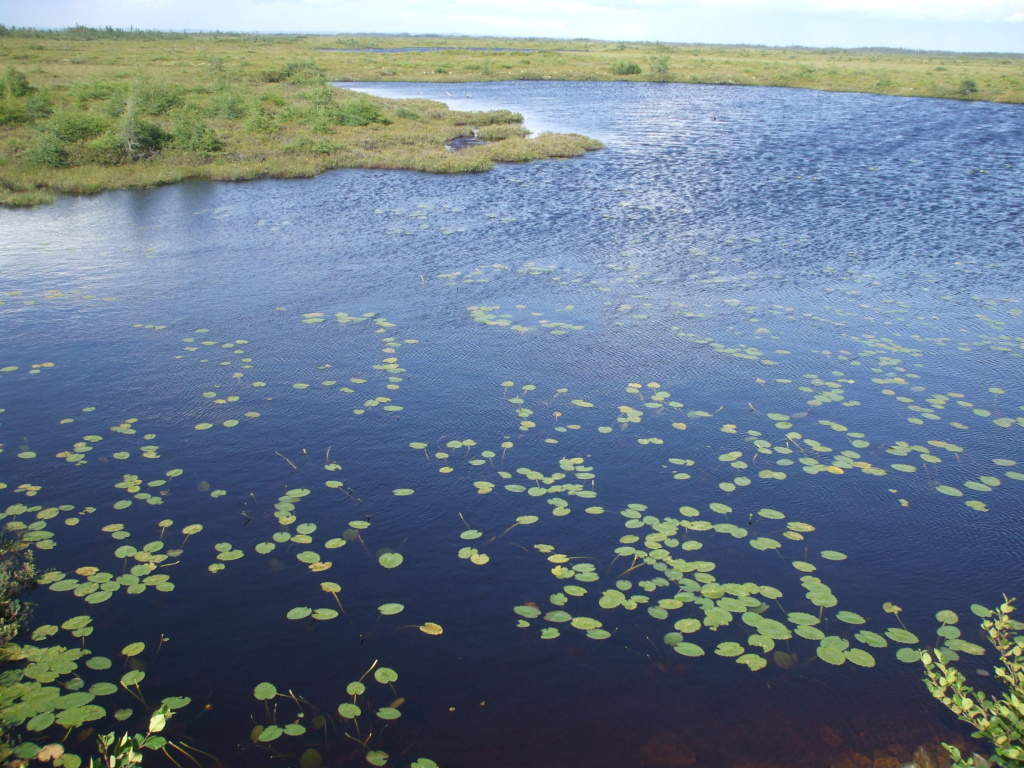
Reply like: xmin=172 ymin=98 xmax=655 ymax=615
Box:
xmin=4 ymin=0 xmax=1024 ymax=54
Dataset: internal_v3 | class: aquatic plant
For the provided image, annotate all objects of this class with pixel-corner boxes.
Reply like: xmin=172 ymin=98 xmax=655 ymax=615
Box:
xmin=0 ymin=536 xmax=35 ymax=762
xmin=922 ymin=597 xmax=1024 ymax=767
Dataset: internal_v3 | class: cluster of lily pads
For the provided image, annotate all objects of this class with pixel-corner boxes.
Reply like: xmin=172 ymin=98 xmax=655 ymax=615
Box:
xmin=0 ymin=248 xmax=1021 ymax=766
xmin=0 ymin=619 xmax=189 ymax=767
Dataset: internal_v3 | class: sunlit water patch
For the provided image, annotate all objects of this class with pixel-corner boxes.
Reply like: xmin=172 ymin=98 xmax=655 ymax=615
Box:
xmin=1 ymin=81 xmax=1022 ymax=768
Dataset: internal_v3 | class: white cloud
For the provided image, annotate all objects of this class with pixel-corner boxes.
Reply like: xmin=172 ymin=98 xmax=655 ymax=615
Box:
xmin=1004 ymin=10 xmax=1024 ymax=20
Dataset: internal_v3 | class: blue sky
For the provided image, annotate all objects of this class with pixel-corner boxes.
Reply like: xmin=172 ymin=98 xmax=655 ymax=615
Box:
xmin=6 ymin=0 xmax=1024 ymax=53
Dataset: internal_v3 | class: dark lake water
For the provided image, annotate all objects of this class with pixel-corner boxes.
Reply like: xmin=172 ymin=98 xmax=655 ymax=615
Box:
xmin=1 ymin=81 xmax=1023 ymax=768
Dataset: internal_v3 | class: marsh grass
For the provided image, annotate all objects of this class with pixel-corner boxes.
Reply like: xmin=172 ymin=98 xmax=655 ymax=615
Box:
xmin=316 ymin=34 xmax=1024 ymax=102
xmin=2 ymin=27 xmax=1021 ymax=205
xmin=0 ymin=31 xmax=604 ymax=205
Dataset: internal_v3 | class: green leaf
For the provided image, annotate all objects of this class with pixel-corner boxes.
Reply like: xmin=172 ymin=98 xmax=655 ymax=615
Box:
xmin=338 ymin=703 xmax=361 ymax=719
xmin=121 ymin=670 xmax=145 ymax=687
xmin=835 ymin=611 xmax=865 ymax=625
xmin=258 ymin=725 xmax=283 ymax=742
xmin=254 ymin=682 xmax=277 ymax=700
xmin=854 ymin=630 xmax=888 ymax=648
xmin=844 ymin=648 xmax=875 ymax=667
xmin=673 ymin=642 xmax=704 ymax=657
xmin=715 ymin=642 xmax=744 ymax=658
xmin=885 ymin=628 xmax=919 ymax=644
xmin=121 ymin=642 xmax=145 ymax=657
xmin=895 ymin=647 xmax=921 ymax=663
xmin=816 ymin=645 xmax=846 ymax=665
xmin=378 ymin=553 xmax=404 ymax=569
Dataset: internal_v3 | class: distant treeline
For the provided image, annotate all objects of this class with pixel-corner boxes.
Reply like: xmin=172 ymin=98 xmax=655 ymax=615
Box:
xmin=0 ymin=25 xmax=268 ymax=41
xmin=2 ymin=27 xmax=1021 ymax=59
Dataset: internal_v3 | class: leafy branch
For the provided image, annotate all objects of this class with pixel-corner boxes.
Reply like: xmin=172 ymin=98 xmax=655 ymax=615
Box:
xmin=922 ymin=597 xmax=1024 ymax=767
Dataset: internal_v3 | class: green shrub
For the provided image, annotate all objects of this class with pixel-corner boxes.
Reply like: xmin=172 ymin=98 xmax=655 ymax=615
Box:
xmin=922 ymin=596 xmax=1024 ymax=767
xmin=42 ymin=109 xmax=109 ymax=143
xmin=171 ymin=112 xmax=223 ymax=154
xmin=0 ymin=70 xmax=34 ymax=127
xmin=611 ymin=61 xmax=642 ymax=76
xmin=649 ymin=55 xmax=670 ymax=80
xmin=88 ymin=113 xmax=169 ymax=163
xmin=260 ymin=59 xmax=324 ymax=83
xmin=22 ymin=89 xmax=52 ymax=120
xmin=24 ymin=131 xmax=69 ymax=166
xmin=69 ymin=78 xmax=120 ymax=105
xmin=207 ymin=87 xmax=252 ymax=120
xmin=395 ymin=107 xmax=421 ymax=120
xmin=116 ymin=114 xmax=169 ymax=158
xmin=0 ymin=101 xmax=25 ymax=127
xmin=243 ymin=111 xmax=279 ymax=135
xmin=336 ymin=96 xmax=389 ymax=126
xmin=0 ymin=67 xmax=31 ymax=99
xmin=959 ymin=79 xmax=980 ymax=96
xmin=129 ymin=79 xmax=183 ymax=115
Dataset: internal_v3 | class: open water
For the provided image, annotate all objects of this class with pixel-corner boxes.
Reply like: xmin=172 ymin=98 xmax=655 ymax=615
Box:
xmin=1 ymin=80 xmax=1023 ymax=768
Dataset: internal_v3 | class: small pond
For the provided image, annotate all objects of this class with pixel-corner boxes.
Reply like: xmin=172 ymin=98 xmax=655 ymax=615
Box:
xmin=1 ymin=80 xmax=1023 ymax=768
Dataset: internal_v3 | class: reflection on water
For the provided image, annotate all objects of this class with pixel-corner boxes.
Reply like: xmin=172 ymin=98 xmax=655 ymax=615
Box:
xmin=1 ymin=81 xmax=1022 ymax=768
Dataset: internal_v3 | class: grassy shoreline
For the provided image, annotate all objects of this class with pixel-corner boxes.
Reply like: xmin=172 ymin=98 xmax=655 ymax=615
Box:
xmin=1 ymin=27 xmax=1021 ymax=207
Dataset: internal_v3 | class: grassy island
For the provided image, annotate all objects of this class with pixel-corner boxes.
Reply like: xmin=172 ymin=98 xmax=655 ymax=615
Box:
xmin=1 ymin=26 xmax=1021 ymax=206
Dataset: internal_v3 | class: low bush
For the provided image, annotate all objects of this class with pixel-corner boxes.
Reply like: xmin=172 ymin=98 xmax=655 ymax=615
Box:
xmin=0 ymin=67 xmax=31 ymax=99
xmin=171 ymin=111 xmax=223 ymax=154
xmin=207 ymin=87 xmax=253 ymax=120
xmin=959 ymin=79 xmax=980 ymax=96
xmin=88 ymin=114 xmax=169 ymax=163
xmin=260 ymin=60 xmax=324 ymax=84
xmin=244 ymin=111 xmax=280 ymax=135
xmin=649 ymin=55 xmax=670 ymax=80
xmin=611 ymin=61 xmax=642 ymax=75
xmin=40 ymin=109 xmax=108 ymax=143
xmin=336 ymin=96 xmax=389 ymax=126
xmin=25 ymin=131 xmax=70 ymax=167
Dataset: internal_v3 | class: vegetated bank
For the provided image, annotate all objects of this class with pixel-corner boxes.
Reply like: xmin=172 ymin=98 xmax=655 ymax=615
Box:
xmin=3 ymin=27 xmax=1022 ymax=207
xmin=319 ymin=32 xmax=1024 ymax=103
xmin=0 ymin=28 xmax=603 ymax=207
